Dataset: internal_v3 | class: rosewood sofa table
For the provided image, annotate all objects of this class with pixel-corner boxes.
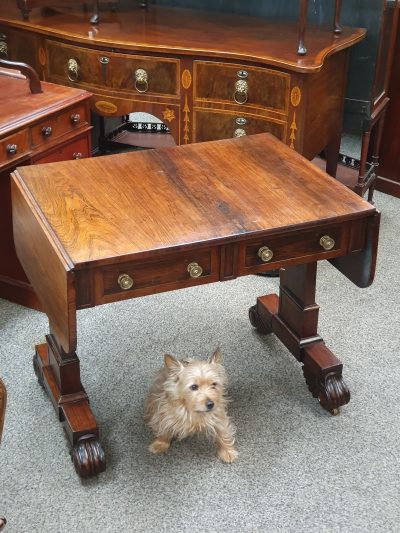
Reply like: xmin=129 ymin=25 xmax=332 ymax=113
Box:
xmin=11 ymin=133 xmax=380 ymax=478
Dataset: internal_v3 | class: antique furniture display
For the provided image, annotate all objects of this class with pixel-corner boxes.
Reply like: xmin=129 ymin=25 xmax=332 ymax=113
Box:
xmin=12 ymin=133 xmax=379 ymax=478
xmin=0 ymin=0 xmax=365 ymax=177
xmin=0 ymin=58 xmax=92 ymax=310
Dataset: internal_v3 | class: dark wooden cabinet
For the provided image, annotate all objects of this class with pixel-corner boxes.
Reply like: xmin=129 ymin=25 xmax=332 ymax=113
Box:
xmin=0 ymin=61 xmax=92 ymax=309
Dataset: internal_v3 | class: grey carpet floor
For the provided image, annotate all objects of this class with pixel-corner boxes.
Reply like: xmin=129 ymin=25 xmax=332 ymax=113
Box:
xmin=1 ymin=191 xmax=399 ymax=533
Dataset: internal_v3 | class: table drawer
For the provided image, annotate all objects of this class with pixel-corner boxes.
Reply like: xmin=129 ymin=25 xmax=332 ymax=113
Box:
xmin=31 ymin=104 xmax=88 ymax=149
xmin=194 ymin=61 xmax=290 ymax=114
xmin=31 ymin=136 xmax=90 ymax=164
xmin=93 ymin=248 xmax=219 ymax=304
xmin=46 ymin=40 xmax=179 ymax=97
xmin=0 ymin=129 xmax=29 ymax=167
xmin=193 ymin=109 xmax=286 ymax=143
xmin=239 ymin=225 xmax=346 ymax=275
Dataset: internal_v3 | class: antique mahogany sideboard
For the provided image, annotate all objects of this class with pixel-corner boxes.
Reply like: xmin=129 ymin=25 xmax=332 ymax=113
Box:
xmin=11 ymin=133 xmax=379 ymax=478
xmin=0 ymin=0 xmax=365 ymax=176
xmin=0 ymin=60 xmax=92 ymax=309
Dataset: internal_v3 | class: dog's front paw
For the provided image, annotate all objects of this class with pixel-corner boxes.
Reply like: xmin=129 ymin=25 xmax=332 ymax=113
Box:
xmin=217 ymin=446 xmax=238 ymax=463
xmin=149 ymin=438 xmax=171 ymax=455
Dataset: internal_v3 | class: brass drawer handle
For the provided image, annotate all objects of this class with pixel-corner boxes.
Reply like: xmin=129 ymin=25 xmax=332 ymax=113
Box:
xmin=320 ymin=235 xmax=335 ymax=251
xmin=233 ymin=128 xmax=246 ymax=138
xmin=187 ymin=262 xmax=203 ymax=278
xmin=234 ymin=79 xmax=248 ymax=104
xmin=118 ymin=273 xmax=134 ymax=290
xmin=258 ymin=246 xmax=274 ymax=263
xmin=6 ymin=143 xmax=17 ymax=155
xmin=135 ymin=68 xmax=148 ymax=93
xmin=67 ymin=58 xmax=79 ymax=82
xmin=235 ymin=117 xmax=247 ymax=126
xmin=72 ymin=152 xmax=83 ymax=160
xmin=70 ymin=113 xmax=81 ymax=124
xmin=41 ymin=126 xmax=52 ymax=137
xmin=0 ymin=40 xmax=7 ymax=58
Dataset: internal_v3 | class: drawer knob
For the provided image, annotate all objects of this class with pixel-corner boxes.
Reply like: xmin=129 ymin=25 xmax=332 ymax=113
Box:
xmin=67 ymin=58 xmax=79 ymax=82
xmin=70 ymin=113 xmax=81 ymax=124
xmin=118 ymin=273 xmax=134 ymax=290
xmin=187 ymin=262 xmax=203 ymax=278
xmin=135 ymin=68 xmax=148 ymax=93
xmin=72 ymin=152 xmax=83 ymax=160
xmin=234 ymin=79 xmax=248 ymax=104
xmin=233 ymin=128 xmax=246 ymax=138
xmin=320 ymin=235 xmax=335 ymax=251
xmin=258 ymin=246 xmax=274 ymax=263
xmin=41 ymin=126 xmax=52 ymax=137
xmin=6 ymin=143 xmax=17 ymax=155
xmin=0 ymin=40 xmax=7 ymax=58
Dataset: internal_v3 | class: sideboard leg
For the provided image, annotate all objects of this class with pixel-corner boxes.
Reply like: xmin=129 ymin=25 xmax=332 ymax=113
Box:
xmin=249 ymin=263 xmax=351 ymax=413
xmin=325 ymin=133 xmax=341 ymax=178
xmin=33 ymin=335 xmax=106 ymax=477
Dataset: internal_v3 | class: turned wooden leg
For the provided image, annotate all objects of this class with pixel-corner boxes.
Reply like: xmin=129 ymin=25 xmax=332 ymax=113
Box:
xmin=90 ymin=0 xmax=99 ymax=24
xmin=297 ymin=0 xmax=308 ymax=55
xmin=33 ymin=334 xmax=106 ymax=477
xmin=334 ymin=0 xmax=342 ymax=34
xmin=249 ymin=263 xmax=350 ymax=413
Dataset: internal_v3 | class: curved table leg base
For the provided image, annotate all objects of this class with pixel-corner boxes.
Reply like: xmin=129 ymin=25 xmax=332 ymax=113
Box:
xmin=71 ymin=434 xmax=106 ymax=478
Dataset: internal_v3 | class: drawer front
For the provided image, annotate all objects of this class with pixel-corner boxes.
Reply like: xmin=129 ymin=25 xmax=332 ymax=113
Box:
xmin=239 ymin=225 xmax=346 ymax=275
xmin=46 ymin=40 xmax=179 ymax=97
xmin=94 ymin=248 xmax=219 ymax=304
xmin=31 ymin=104 xmax=88 ymax=149
xmin=32 ymin=136 xmax=90 ymax=164
xmin=193 ymin=109 xmax=286 ymax=143
xmin=194 ymin=61 xmax=290 ymax=114
xmin=0 ymin=129 xmax=29 ymax=167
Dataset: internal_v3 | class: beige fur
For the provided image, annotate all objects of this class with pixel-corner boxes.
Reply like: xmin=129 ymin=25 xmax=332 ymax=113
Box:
xmin=144 ymin=348 xmax=238 ymax=463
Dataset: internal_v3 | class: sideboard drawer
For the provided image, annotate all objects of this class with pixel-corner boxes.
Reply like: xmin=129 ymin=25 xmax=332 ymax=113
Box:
xmin=93 ymin=247 xmax=219 ymax=304
xmin=239 ymin=225 xmax=346 ymax=275
xmin=32 ymin=136 xmax=90 ymax=164
xmin=46 ymin=40 xmax=180 ymax=97
xmin=194 ymin=61 xmax=290 ymax=114
xmin=0 ymin=129 xmax=29 ymax=166
xmin=31 ymin=104 xmax=88 ymax=149
xmin=193 ymin=109 xmax=286 ymax=143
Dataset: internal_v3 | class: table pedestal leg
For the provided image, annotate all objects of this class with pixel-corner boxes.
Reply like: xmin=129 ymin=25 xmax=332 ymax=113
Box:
xmin=33 ymin=334 xmax=106 ymax=477
xmin=249 ymin=262 xmax=350 ymax=413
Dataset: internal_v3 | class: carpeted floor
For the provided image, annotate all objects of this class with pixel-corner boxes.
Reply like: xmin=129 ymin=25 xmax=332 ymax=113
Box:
xmin=1 ymin=191 xmax=399 ymax=533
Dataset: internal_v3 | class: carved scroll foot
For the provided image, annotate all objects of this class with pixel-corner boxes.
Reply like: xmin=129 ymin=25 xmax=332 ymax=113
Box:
xmin=303 ymin=342 xmax=350 ymax=414
xmin=249 ymin=303 xmax=272 ymax=335
xmin=71 ymin=434 xmax=106 ymax=478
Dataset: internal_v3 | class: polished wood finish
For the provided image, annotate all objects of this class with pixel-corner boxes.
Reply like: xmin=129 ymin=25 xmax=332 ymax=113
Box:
xmin=0 ymin=61 xmax=92 ymax=309
xmin=11 ymin=133 xmax=379 ymax=477
xmin=0 ymin=0 xmax=365 ymax=174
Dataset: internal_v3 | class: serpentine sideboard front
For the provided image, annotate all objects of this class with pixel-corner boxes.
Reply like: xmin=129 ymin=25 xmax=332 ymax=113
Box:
xmin=0 ymin=0 xmax=365 ymax=176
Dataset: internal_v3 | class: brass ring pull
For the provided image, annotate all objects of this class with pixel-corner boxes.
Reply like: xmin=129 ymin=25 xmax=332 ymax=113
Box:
xmin=0 ymin=40 xmax=7 ymax=58
xmin=118 ymin=273 xmax=134 ymax=290
xmin=258 ymin=246 xmax=274 ymax=263
xmin=6 ymin=143 xmax=17 ymax=155
xmin=319 ymin=235 xmax=335 ymax=251
xmin=70 ymin=113 xmax=81 ymax=124
xmin=67 ymin=58 xmax=79 ymax=82
xmin=187 ymin=262 xmax=203 ymax=279
xmin=135 ymin=68 xmax=148 ymax=93
xmin=234 ymin=79 xmax=248 ymax=104
xmin=41 ymin=126 xmax=52 ymax=137
xmin=233 ymin=128 xmax=246 ymax=138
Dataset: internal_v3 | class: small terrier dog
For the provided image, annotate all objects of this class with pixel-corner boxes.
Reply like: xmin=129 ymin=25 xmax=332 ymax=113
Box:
xmin=145 ymin=348 xmax=238 ymax=463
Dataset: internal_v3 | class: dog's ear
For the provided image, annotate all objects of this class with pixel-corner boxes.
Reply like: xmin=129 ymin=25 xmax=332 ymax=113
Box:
xmin=208 ymin=348 xmax=222 ymax=364
xmin=164 ymin=354 xmax=184 ymax=373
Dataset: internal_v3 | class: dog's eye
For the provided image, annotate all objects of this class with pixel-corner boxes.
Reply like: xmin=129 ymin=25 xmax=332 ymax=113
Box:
xmin=212 ymin=382 xmax=218 ymax=388
xmin=190 ymin=384 xmax=199 ymax=391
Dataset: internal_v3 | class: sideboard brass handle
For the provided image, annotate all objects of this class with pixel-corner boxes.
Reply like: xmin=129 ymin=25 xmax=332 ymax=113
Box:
xmin=234 ymin=79 xmax=248 ymax=104
xmin=187 ymin=262 xmax=203 ymax=278
xmin=0 ymin=40 xmax=7 ymax=58
xmin=70 ymin=113 xmax=81 ymax=124
xmin=41 ymin=126 xmax=52 ymax=137
xmin=258 ymin=246 xmax=274 ymax=263
xmin=118 ymin=273 xmax=134 ymax=290
xmin=320 ymin=235 xmax=335 ymax=251
xmin=6 ymin=143 xmax=17 ymax=155
xmin=233 ymin=128 xmax=246 ymax=138
xmin=72 ymin=152 xmax=83 ymax=160
xmin=135 ymin=68 xmax=148 ymax=93
xmin=67 ymin=58 xmax=79 ymax=82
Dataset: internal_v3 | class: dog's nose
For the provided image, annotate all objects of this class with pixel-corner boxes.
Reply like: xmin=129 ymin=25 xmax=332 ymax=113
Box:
xmin=205 ymin=400 xmax=214 ymax=411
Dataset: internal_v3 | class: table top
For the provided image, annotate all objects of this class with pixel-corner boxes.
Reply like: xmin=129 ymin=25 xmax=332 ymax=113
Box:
xmin=0 ymin=1 xmax=366 ymax=72
xmin=13 ymin=133 xmax=376 ymax=269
